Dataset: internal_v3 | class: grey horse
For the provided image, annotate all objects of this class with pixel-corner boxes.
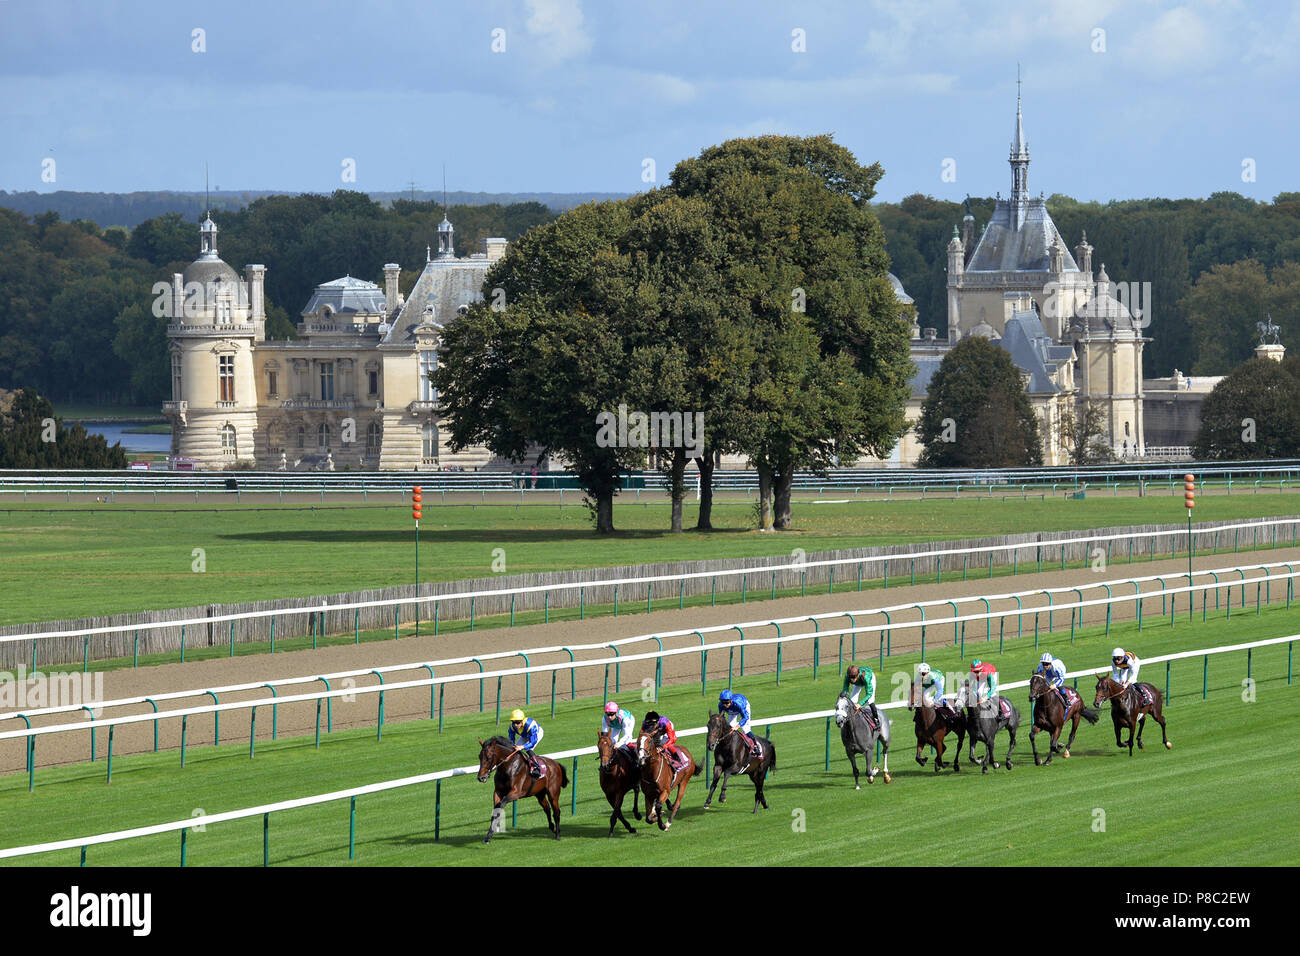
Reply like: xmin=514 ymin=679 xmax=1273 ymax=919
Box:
xmin=834 ymin=693 xmax=892 ymax=789
xmin=959 ymin=681 xmax=1019 ymax=773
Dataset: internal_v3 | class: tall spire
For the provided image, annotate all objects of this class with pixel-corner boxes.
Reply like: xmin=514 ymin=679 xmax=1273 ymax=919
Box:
xmin=1009 ymin=65 xmax=1030 ymax=228
xmin=436 ymin=164 xmax=454 ymax=259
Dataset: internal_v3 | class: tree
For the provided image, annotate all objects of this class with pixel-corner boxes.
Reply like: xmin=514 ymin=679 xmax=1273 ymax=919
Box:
xmin=917 ymin=337 xmax=1042 ymax=467
xmin=0 ymin=388 xmax=127 ymax=468
xmin=1059 ymin=401 xmax=1112 ymax=465
xmin=668 ymin=135 xmax=912 ymax=529
xmin=1193 ymin=358 xmax=1300 ymax=460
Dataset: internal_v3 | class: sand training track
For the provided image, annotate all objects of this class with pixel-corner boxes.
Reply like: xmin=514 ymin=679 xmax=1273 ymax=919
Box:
xmin=5 ymin=548 xmax=1297 ymax=776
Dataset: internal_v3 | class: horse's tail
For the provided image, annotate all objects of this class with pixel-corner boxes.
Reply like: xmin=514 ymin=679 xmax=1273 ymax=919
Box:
xmin=1080 ymin=706 xmax=1100 ymax=725
xmin=691 ymin=760 xmax=703 ymax=778
xmin=560 ymin=763 xmax=569 ymax=789
xmin=769 ymin=744 xmax=777 ymax=772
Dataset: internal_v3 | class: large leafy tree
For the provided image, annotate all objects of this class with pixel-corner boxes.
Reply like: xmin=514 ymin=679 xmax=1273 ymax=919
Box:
xmin=917 ymin=336 xmax=1042 ymax=467
xmin=1193 ymin=357 xmax=1300 ymax=460
xmin=669 ymin=135 xmax=913 ymax=529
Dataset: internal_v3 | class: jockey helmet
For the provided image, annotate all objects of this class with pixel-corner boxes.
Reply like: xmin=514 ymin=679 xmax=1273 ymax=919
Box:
xmin=1112 ymin=648 xmax=1126 ymax=662
xmin=971 ymin=659 xmax=983 ymax=671
xmin=917 ymin=662 xmax=931 ymax=676
xmin=643 ymin=711 xmax=660 ymax=727
xmin=604 ymin=701 xmax=618 ymax=714
xmin=719 ymin=690 xmax=734 ymax=703
xmin=509 ymin=709 xmax=526 ymax=723
xmin=846 ymin=665 xmax=861 ymax=681
xmin=1041 ymin=652 xmax=1053 ymax=664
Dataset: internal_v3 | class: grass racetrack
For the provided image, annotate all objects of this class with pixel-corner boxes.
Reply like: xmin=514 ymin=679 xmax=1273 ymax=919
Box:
xmin=3 ymin=596 xmax=1298 ymax=866
xmin=5 ymin=493 xmax=1300 ymax=624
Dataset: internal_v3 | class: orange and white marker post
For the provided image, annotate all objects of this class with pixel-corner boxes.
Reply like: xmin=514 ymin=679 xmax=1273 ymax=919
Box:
xmin=1184 ymin=474 xmax=1196 ymax=613
xmin=412 ymin=486 xmax=423 ymax=636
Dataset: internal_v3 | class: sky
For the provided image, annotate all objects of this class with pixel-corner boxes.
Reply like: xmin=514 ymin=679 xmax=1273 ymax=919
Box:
xmin=1 ymin=0 xmax=1296 ymax=204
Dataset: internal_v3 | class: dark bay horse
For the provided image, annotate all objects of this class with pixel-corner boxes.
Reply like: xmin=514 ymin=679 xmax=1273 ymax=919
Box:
xmin=476 ymin=736 xmax=568 ymax=843
xmin=702 ymin=713 xmax=775 ymax=811
xmin=960 ymin=681 xmax=1019 ymax=773
xmin=596 ymin=731 xmax=641 ymax=837
xmin=907 ymin=680 xmax=964 ymax=773
xmin=833 ymin=693 xmax=891 ymax=789
xmin=1093 ymin=675 xmax=1171 ymax=756
xmin=636 ymin=731 xmax=700 ymax=831
xmin=1028 ymin=673 xmax=1099 ymax=765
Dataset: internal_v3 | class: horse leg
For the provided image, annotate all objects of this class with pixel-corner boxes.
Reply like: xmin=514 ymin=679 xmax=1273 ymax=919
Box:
xmin=916 ymin=740 xmax=928 ymax=767
xmin=719 ymin=766 xmax=730 ymax=803
xmin=484 ymin=794 xmax=505 ymax=844
xmin=615 ymin=786 xmax=637 ymax=834
xmin=953 ymin=728 xmax=963 ymax=772
xmin=756 ymin=765 xmax=770 ymax=810
xmin=880 ymin=742 xmax=891 ymax=783
xmin=1063 ymin=715 xmax=1079 ymax=757
xmin=548 ymin=787 xmax=562 ymax=840
xmin=538 ymin=793 xmax=554 ymax=833
xmin=1126 ymin=715 xmax=1135 ymax=756
xmin=666 ymin=774 xmax=689 ymax=828
xmin=1136 ymin=711 xmax=1147 ymax=750
xmin=1153 ymin=701 xmax=1171 ymax=749
xmin=848 ymin=751 xmax=861 ymax=790
xmin=934 ymin=735 xmax=946 ymax=772
xmin=984 ymin=735 xmax=995 ymax=773
xmin=1030 ymin=723 xmax=1041 ymax=766
xmin=1005 ymin=723 xmax=1016 ymax=770
xmin=1113 ymin=712 xmax=1125 ymax=748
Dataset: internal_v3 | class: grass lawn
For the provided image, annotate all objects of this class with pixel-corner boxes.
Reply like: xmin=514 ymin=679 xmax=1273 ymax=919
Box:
xmin=2 ymin=601 xmax=1296 ymax=866
xmin=3 ymin=494 xmax=1300 ymax=625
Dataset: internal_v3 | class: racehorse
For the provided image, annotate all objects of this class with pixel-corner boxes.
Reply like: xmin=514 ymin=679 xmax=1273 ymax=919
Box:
xmin=702 ymin=712 xmax=776 ymax=811
xmin=1028 ymin=673 xmax=1099 ymax=765
xmin=907 ymin=680 xmax=964 ymax=773
xmin=596 ymin=730 xmax=641 ymax=837
xmin=636 ymin=731 xmax=700 ymax=831
xmin=476 ymin=736 xmax=568 ymax=844
xmin=1093 ymin=674 xmax=1171 ymax=756
xmin=960 ymin=681 xmax=1020 ymax=773
xmin=833 ymin=693 xmax=891 ymax=789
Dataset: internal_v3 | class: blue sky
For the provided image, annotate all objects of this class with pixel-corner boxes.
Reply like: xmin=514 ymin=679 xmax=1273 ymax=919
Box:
xmin=1 ymin=0 xmax=1295 ymax=203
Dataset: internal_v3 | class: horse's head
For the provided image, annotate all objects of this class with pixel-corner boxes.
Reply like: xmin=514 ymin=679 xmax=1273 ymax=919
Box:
xmin=706 ymin=712 xmax=727 ymax=751
xmin=636 ymin=732 xmax=656 ymax=767
xmin=596 ymin=731 xmax=614 ymax=771
xmin=476 ymin=737 xmax=504 ymax=783
xmin=834 ymin=693 xmax=852 ymax=728
xmin=1029 ymin=673 xmax=1047 ymax=700
xmin=1094 ymin=674 xmax=1118 ymax=707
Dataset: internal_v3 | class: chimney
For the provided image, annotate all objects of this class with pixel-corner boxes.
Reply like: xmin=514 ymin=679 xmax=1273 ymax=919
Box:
xmin=484 ymin=238 xmax=508 ymax=263
xmin=171 ymin=272 xmax=185 ymax=323
xmin=383 ymin=263 xmax=401 ymax=313
xmin=244 ymin=265 xmax=266 ymax=323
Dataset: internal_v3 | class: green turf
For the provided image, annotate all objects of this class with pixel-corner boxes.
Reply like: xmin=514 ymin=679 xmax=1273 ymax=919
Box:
xmin=3 ymin=598 xmax=1296 ymax=866
xmin=4 ymin=494 xmax=1300 ymax=625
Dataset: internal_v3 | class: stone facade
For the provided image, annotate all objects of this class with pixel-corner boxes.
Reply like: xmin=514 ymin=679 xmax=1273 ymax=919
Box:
xmin=163 ymin=215 xmax=507 ymax=470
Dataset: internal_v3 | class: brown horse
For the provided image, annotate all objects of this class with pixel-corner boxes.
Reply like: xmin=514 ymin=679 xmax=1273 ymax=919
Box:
xmin=476 ymin=736 xmax=568 ymax=843
xmin=907 ymin=680 xmax=966 ymax=773
xmin=1028 ymin=673 xmax=1099 ymax=765
xmin=1093 ymin=675 xmax=1171 ymax=756
xmin=636 ymin=731 xmax=700 ymax=831
xmin=596 ymin=731 xmax=641 ymax=837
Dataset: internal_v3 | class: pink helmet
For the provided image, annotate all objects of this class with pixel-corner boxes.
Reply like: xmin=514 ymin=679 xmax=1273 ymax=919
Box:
xmin=604 ymin=701 xmax=618 ymax=714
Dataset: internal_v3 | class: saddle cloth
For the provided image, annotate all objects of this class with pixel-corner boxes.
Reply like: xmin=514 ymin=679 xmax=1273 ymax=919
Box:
xmin=1060 ymin=687 xmax=1079 ymax=710
xmin=997 ymin=697 xmax=1012 ymax=721
xmin=1136 ymin=684 xmax=1154 ymax=707
xmin=668 ymin=749 xmax=689 ymax=773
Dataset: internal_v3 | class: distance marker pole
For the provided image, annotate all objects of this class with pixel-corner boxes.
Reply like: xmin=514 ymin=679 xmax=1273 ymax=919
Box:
xmin=413 ymin=486 xmax=423 ymax=637
xmin=1184 ymin=474 xmax=1196 ymax=617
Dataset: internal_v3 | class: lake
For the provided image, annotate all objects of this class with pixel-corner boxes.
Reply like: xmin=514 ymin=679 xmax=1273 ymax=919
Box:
xmin=83 ymin=422 xmax=172 ymax=454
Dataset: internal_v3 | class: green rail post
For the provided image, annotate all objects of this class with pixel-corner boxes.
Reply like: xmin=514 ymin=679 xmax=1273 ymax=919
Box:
xmin=495 ymin=675 xmax=503 ymax=725
xmin=202 ymin=691 xmax=219 ymax=746
xmin=572 ymin=757 xmax=579 ymax=815
xmin=180 ymin=624 xmax=186 ymax=663
xmin=349 ymin=798 xmax=356 ymax=860
xmin=106 ymin=725 xmax=113 ymax=783
xmin=563 ymin=648 xmax=576 ymax=700
xmin=250 ymin=706 xmax=257 ymax=758
xmin=517 ymin=653 xmax=532 ymax=705
xmin=371 ymin=670 xmax=386 ymax=740
xmin=1202 ymin=655 xmax=1208 ymax=700
xmin=181 ymin=715 xmax=187 ymax=768
xmin=419 ymin=666 xmax=435 ymax=720
xmin=735 ymin=626 xmax=746 ymax=676
xmin=145 ymin=698 xmax=159 ymax=751
xmin=825 ymin=717 xmax=831 ymax=770
xmin=79 ymin=706 xmax=96 ymax=763
xmin=263 ymin=685 xmax=279 ymax=740
xmin=471 ymin=658 xmax=485 ymax=712
xmin=435 ymin=780 xmax=442 ymax=841
xmin=181 ymin=828 xmax=187 ymax=867
xmin=607 ymin=645 xmax=622 ymax=692
xmin=1166 ymin=660 xmax=1171 ymax=702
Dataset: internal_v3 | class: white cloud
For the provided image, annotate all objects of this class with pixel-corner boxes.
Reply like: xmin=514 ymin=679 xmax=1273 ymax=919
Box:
xmin=524 ymin=0 xmax=593 ymax=62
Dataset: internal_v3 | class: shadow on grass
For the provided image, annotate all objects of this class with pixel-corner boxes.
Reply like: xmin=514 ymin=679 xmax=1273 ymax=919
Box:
xmin=217 ymin=527 xmax=751 ymax=545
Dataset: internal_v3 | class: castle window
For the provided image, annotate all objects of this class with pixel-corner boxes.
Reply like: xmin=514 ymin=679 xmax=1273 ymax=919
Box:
xmin=296 ymin=426 xmax=305 ymax=450
xmin=419 ymin=350 xmax=437 ymax=402
xmin=422 ymin=423 xmax=439 ymax=462
xmin=317 ymin=423 xmax=331 ymax=451
xmin=267 ymin=370 xmax=278 ymax=398
xmin=368 ymin=370 xmax=379 ymax=396
xmin=319 ymin=362 xmax=335 ymax=401
xmin=220 ymin=424 xmax=236 ymax=456
xmin=218 ymin=355 xmax=235 ymax=402
xmin=366 ymin=421 xmax=382 ymax=456
xmin=171 ymin=353 xmax=182 ymax=401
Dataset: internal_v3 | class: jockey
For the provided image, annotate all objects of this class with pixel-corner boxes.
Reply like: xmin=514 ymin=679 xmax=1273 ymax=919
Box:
xmin=1036 ymin=652 xmax=1069 ymax=705
xmin=917 ymin=662 xmax=954 ymax=717
xmin=718 ymin=689 xmax=756 ymax=751
xmin=508 ymin=709 xmax=544 ymax=777
xmin=642 ymin=711 xmax=684 ymax=767
xmin=602 ymin=701 xmax=635 ymax=749
xmin=969 ymin=660 xmax=999 ymax=711
xmin=1110 ymin=647 xmax=1140 ymax=688
xmin=843 ymin=664 xmax=882 ymax=726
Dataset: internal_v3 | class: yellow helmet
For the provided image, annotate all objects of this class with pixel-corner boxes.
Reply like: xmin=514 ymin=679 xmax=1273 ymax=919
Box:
xmin=509 ymin=709 xmax=526 ymax=722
